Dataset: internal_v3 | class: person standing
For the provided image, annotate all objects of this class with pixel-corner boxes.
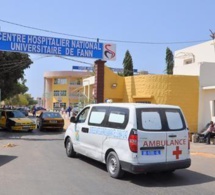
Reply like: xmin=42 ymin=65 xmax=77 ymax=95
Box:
xmin=31 ymin=105 xmax=37 ymax=117
xmin=66 ymin=106 xmax=72 ymax=117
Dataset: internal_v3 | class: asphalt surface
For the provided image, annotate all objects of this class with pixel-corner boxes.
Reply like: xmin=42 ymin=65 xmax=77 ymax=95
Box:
xmin=0 ymin=127 xmax=215 ymax=195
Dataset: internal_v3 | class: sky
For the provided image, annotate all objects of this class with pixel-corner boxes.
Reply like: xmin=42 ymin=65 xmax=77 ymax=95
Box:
xmin=0 ymin=0 xmax=215 ymax=98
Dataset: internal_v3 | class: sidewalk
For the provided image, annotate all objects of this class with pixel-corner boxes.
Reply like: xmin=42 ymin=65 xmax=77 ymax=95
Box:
xmin=190 ymin=142 xmax=215 ymax=156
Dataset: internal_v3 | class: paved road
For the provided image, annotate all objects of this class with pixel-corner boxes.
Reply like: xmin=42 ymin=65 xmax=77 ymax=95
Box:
xmin=0 ymin=129 xmax=215 ymax=195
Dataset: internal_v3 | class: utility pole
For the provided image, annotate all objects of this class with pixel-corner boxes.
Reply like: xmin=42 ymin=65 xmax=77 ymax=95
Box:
xmin=210 ymin=29 xmax=215 ymax=52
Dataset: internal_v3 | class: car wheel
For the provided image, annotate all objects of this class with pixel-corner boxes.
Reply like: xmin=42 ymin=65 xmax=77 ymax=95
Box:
xmin=39 ymin=123 xmax=43 ymax=131
xmin=66 ymin=138 xmax=76 ymax=158
xmin=6 ymin=121 xmax=12 ymax=132
xmin=106 ymin=151 xmax=124 ymax=179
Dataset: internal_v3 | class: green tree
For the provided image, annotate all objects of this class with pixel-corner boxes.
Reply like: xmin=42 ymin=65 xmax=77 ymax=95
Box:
xmin=165 ymin=47 xmax=174 ymax=74
xmin=4 ymin=93 xmax=37 ymax=106
xmin=0 ymin=51 xmax=33 ymax=100
xmin=24 ymin=93 xmax=37 ymax=105
xmin=18 ymin=94 xmax=29 ymax=106
xmin=123 ymin=50 xmax=133 ymax=76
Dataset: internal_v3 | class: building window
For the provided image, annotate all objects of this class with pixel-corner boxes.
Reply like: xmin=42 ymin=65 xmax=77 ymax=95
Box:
xmin=54 ymin=90 xmax=67 ymax=96
xmin=60 ymin=103 xmax=66 ymax=109
xmin=53 ymin=102 xmax=60 ymax=109
xmin=183 ymin=59 xmax=193 ymax=65
xmin=54 ymin=90 xmax=59 ymax=96
xmin=54 ymin=78 xmax=67 ymax=85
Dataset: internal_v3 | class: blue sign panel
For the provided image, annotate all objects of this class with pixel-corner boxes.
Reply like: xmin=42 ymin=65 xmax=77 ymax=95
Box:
xmin=0 ymin=31 xmax=116 ymax=60
xmin=110 ymin=67 xmax=138 ymax=73
xmin=72 ymin=65 xmax=93 ymax=71
xmin=72 ymin=66 xmax=138 ymax=73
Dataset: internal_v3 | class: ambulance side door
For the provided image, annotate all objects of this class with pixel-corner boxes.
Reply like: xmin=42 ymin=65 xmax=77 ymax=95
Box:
xmin=72 ymin=107 xmax=91 ymax=155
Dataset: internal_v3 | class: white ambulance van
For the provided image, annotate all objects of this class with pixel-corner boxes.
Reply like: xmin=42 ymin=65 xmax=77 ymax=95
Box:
xmin=64 ymin=103 xmax=191 ymax=178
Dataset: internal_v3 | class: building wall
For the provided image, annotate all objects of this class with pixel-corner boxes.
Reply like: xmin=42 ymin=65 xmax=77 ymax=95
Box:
xmin=103 ymin=68 xmax=199 ymax=132
xmin=173 ymin=40 xmax=215 ymax=132
xmin=52 ymin=78 xmax=68 ymax=106
xmin=123 ymin=75 xmax=199 ymax=132
xmin=44 ymin=71 xmax=92 ymax=110
xmin=174 ymin=40 xmax=215 ymax=70
xmin=199 ymin=62 xmax=215 ymax=87
xmin=198 ymin=89 xmax=215 ymax=131
xmin=198 ymin=62 xmax=215 ymax=131
xmin=103 ymin=66 xmax=125 ymax=102
xmin=83 ymin=76 xmax=95 ymax=104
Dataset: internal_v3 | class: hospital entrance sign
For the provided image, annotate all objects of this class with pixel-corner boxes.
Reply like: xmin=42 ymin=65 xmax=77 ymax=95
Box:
xmin=0 ymin=31 xmax=116 ymax=61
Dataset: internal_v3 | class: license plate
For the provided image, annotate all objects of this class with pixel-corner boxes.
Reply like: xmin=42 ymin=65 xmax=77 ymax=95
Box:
xmin=23 ymin=126 xmax=30 ymax=129
xmin=141 ymin=150 xmax=161 ymax=155
xmin=50 ymin=121 xmax=57 ymax=123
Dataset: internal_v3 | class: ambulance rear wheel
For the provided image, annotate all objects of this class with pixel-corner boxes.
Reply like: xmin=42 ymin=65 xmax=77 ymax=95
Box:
xmin=66 ymin=138 xmax=76 ymax=158
xmin=106 ymin=151 xmax=124 ymax=179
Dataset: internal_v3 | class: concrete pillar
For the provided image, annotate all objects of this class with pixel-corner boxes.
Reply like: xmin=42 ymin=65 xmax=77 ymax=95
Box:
xmin=44 ymin=78 xmax=52 ymax=109
xmin=94 ymin=60 xmax=106 ymax=103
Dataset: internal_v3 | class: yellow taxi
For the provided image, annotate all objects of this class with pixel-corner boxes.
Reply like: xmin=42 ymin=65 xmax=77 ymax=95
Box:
xmin=0 ymin=109 xmax=36 ymax=132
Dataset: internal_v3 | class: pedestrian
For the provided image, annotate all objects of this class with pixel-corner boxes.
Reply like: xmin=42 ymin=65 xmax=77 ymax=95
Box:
xmin=32 ymin=105 xmax=36 ymax=117
xmin=201 ymin=121 xmax=215 ymax=144
xmin=66 ymin=106 xmax=72 ymax=117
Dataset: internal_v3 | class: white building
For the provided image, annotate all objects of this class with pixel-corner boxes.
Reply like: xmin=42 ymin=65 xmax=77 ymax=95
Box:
xmin=174 ymin=40 xmax=215 ymax=132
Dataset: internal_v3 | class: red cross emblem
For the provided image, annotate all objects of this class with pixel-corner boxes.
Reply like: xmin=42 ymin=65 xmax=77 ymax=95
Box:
xmin=173 ymin=146 xmax=182 ymax=159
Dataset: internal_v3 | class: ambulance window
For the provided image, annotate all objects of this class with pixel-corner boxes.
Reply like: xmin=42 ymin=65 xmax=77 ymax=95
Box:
xmin=166 ymin=111 xmax=183 ymax=130
xmin=141 ymin=111 xmax=162 ymax=130
xmin=88 ymin=107 xmax=108 ymax=126
xmin=109 ymin=112 xmax=125 ymax=123
xmin=107 ymin=107 xmax=129 ymax=129
xmin=77 ymin=107 xmax=90 ymax=123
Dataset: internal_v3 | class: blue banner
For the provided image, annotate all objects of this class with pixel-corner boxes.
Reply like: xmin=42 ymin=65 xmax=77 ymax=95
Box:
xmin=0 ymin=31 xmax=116 ymax=60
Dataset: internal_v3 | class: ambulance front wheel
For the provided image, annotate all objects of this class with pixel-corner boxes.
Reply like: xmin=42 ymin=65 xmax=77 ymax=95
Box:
xmin=106 ymin=151 xmax=124 ymax=179
xmin=66 ymin=138 xmax=76 ymax=158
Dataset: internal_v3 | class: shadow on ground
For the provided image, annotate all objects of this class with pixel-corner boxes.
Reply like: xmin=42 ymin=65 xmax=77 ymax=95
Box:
xmin=0 ymin=155 xmax=18 ymax=167
xmin=74 ymin=154 xmax=215 ymax=187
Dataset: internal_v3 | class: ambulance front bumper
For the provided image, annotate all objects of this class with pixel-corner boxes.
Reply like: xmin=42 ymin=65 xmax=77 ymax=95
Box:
xmin=120 ymin=159 xmax=191 ymax=174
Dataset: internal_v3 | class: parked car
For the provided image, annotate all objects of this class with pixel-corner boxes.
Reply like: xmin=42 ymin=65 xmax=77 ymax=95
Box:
xmin=0 ymin=109 xmax=36 ymax=132
xmin=16 ymin=107 xmax=29 ymax=116
xmin=37 ymin=111 xmax=64 ymax=131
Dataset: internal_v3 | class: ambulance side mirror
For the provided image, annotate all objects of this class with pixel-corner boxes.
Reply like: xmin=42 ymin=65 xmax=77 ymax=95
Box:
xmin=70 ymin=116 xmax=76 ymax=123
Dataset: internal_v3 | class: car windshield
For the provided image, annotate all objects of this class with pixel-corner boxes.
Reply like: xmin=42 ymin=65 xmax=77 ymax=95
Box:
xmin=7 ymin=110 xmax=25 ymax=118
xmin=43 ymin=112 xmax=62 ymax=118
